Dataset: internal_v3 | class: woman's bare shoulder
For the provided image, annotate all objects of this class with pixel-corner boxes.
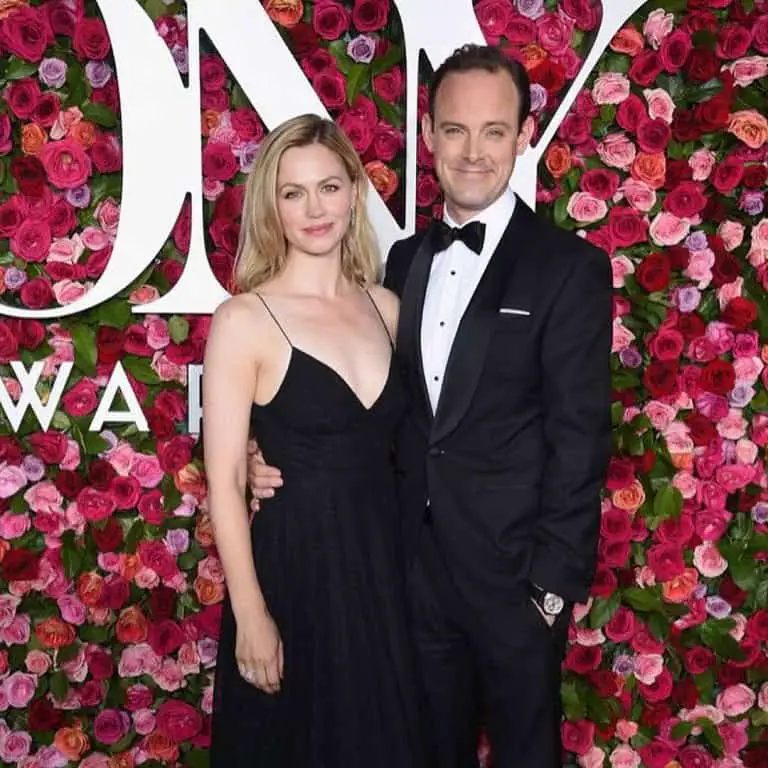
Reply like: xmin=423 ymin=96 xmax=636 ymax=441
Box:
xmin=209 ymin=292 xmax=277 ymax=349
xmin=367 ymin=284 xmax=399 ymax=337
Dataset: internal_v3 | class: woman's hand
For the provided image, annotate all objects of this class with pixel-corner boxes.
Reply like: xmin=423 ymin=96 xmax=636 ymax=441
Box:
xmin=235 ymin=611 xmax=284 ymax=694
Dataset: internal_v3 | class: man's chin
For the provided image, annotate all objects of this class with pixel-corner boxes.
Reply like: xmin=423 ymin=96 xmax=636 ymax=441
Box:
xmin=449 ymin=193 xmax=498 ymax=213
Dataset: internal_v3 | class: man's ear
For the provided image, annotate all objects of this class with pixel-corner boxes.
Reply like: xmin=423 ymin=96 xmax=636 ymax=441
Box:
xmin=516 ymin=115 xmax=535 ymax=155
xmin=421 ymin=112 xmax=435 ymax=153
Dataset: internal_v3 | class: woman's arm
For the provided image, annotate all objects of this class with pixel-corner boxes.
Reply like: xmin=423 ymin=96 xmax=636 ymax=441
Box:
xmin=203 ymin=297 xmax=265 ymax=621
xmin=203 ymin=297 xmax=283 ymax=693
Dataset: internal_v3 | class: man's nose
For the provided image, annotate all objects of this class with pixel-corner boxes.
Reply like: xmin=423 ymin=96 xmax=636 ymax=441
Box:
xmin=463 ymin=133 xmax=481 ymax=162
